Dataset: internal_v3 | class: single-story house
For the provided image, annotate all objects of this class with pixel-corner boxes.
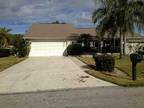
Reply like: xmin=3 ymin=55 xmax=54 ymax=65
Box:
xmin=25 ymin=23 xmax=144 ymax=56
xmin=25 ymin=23 xmax=96 ymax=56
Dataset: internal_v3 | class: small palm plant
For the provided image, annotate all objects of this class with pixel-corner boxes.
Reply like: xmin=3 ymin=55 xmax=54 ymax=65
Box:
xmin=92 ymin=0 xmax=144 ymax=58
xmin=0 ymin=27 xmax=11 ymax=48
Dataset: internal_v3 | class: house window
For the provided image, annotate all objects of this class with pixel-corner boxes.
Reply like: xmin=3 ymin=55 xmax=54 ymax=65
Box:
xmin=90 ymin=41 xmax=94 ymax=47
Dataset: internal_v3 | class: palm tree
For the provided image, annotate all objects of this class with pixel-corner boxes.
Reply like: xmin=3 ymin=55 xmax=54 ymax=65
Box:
xmin=0 ymin=27 xmax=11 ymax=48
xmin=92 ymin=0 xmax=144 ymax=58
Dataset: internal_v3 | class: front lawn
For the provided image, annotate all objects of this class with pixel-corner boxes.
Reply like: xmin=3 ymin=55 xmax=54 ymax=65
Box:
xmin=77 ymin=56 xmax=144 ymax=87
xmin=0 ymin=56 xmax=26 ymax=72
xmin=115 ymin=55 xmax=144 ymax=77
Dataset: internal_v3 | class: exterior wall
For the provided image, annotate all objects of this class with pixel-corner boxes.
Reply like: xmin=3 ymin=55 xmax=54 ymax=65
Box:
xmin=125 ymin=42 xmax=144 ymax=54
xmin=29 ymin=40 xmax=72 ymax=56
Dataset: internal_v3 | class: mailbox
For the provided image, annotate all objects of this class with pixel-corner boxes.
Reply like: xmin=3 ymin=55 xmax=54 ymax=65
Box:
xmin=130 ymin=53 xmax=143 ymax=80
xmin=130 ymin=53 xmax=143 ymax=64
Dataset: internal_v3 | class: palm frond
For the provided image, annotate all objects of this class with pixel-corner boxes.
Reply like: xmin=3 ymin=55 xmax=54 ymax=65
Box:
xmin=92 ymin=8 xmax=106 ymax=24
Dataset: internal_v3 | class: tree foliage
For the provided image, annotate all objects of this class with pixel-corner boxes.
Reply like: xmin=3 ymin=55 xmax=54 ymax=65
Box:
xmin=77 ymin=34 xmax=93 ymax=49
xmin=92 ymin=0 xmax=144 ymax=58
xmin=12 ymin=36 xmax=31 ymax=57
xmin=0 ymin=27 xmax=11 ymax=48
xmin=93 ymin=0 xmax=144 ymax=37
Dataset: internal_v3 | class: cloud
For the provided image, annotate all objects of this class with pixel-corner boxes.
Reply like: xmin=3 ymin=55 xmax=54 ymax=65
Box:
xmin=0 ymin=0 xmax=97 ymax=33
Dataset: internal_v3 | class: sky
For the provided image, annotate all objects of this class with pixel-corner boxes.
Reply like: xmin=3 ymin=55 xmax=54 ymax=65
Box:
xmin=0 ymin=0 xmax=97 ymax=34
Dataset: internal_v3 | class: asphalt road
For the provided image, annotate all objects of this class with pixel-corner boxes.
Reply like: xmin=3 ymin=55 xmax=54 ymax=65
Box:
xmin=0 ymin=86 xmax=144 ymax=108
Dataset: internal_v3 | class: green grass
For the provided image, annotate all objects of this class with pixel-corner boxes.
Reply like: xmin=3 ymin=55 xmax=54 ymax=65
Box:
xmin=0 ymin=56 xmax=26 ymax=72
xmin=114 ymin=55 xmax=144 ymax=77
xmin=77 ymin=56 xmax=144 ymax=87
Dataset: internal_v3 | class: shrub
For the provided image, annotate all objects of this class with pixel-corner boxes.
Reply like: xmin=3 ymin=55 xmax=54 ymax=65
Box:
xmin=77 ymin=34 xmax=92 ymax=50
xmin=0 ymin=48 xmax=11 ymax=57
xmin=18 ymin=40 xmax=31 ymax=57
xmin=102 ymin=46 xmax=120 ymax=53
xmin=93 ymin=54 xmax=115 ymax=72
xmin=67 ymin=43 xmax=83 ymax=55
xmin=88 ymin=48 xmax=98 ymax=53
xmin=13 ymin=38 xmax=31 ymax=57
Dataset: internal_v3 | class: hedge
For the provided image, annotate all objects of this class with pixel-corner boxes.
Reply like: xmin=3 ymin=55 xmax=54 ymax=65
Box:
xmin=93 ymin=54 xmax=115 ymax=72
xmin=0 ymin=48 xmax=11 ymax=57
xmin=67 ymin=43 xmax=83 ymax=55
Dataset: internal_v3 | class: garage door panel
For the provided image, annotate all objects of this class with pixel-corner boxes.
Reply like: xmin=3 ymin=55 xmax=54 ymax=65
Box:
xmin=29 ymin=42 xmax=69 ymax=56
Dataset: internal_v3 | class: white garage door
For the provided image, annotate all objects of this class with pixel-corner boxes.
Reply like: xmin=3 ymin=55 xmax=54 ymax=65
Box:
xmin=29 ymin=41 xmax=70 ymax=56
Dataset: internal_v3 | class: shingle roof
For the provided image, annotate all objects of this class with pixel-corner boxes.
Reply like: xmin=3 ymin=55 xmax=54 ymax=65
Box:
xmin=25 ymin=23 xmax=78 ymax=40
xmin=25 ymin=23 xmax=96 ymax=40
xmin=76 ymin=28 xmax=96 ymax=36
xmin=25 ymin=23 xmax=144 ymax=41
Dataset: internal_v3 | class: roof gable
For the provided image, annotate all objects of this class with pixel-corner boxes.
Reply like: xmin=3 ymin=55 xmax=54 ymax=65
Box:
xmin=25 ymin=24 xmax=78 ymax=40
xmin=76 ymin=28 xmax=96 ymax=36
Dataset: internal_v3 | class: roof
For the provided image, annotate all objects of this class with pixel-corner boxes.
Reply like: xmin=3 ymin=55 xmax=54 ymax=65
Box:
xmin=127 ymin=37 xmax=144 ymax=43
xmin=25 ymin=23 xmax=97 ymax=40
xmin=125 ymin=32 xmax=144 ymax=42
xmin=25 ymin=23 xmax=78 ymax=40
xmin=76 ymin=28 xmax=96 ymax=36
xmin=25 ymin=23 xmax=144 ymax=41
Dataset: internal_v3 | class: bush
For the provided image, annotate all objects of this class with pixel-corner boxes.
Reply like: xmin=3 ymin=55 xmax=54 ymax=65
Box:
xmin=93 ymin=54 xmax=115 ymax=72
xmin=67 ymin=43 xmax=83 ymax=55
xmin=18 ymin=40 xmax=31 ymax=57
xmin=88 ymin=48 xmax=98 ymax=53
xmin=102 ymin=46 xmax=120 ymax=53
xmin=0 ymin=48 xmax=11 ymax=57
xmin=13 ymin=38 xmax=31 ymax=57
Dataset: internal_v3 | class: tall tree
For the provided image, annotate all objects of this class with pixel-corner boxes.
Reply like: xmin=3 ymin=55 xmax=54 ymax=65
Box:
xmin=0 ymin=27 xmax=11 ymax=48
xmin=92 ymin=0 xmax=144 ymax=58
xmin=52 ymin=21 xmax=60 ymax=24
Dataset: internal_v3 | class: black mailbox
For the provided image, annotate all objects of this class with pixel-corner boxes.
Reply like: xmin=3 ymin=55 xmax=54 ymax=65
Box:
xmin=130 ymin=53 xmax=143 ymax=80
xmin=130 ymin=53 xmax=143 ymax=64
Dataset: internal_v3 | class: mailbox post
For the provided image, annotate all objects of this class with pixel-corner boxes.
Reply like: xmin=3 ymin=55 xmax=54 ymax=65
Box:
xmin=130 ymin=53 xmax=143 ymax=80
xmin=131 ymin=60 xmax=137 ymax=80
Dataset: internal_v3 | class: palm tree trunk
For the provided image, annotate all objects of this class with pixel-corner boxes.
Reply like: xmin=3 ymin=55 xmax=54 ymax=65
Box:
xmin=120 ymin=28 xmax=123 ymax=59
xmin=112 ymin=37 xmax=115 ymax=55
xmin=100 ymin=40 xmax=103 ymax=53
xmin=123 ymin=35 xmax=126 ymax=56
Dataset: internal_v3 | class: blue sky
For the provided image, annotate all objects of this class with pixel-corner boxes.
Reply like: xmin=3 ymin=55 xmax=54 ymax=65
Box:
xmin=0 ymin=0 xmax=97 ymax=34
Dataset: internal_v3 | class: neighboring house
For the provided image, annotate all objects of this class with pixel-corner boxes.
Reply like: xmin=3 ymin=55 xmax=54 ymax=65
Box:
xmin=25 ymin=23 xmax=96 ymax=56
xmin=126 ymin=37 xmax=144 ymax=54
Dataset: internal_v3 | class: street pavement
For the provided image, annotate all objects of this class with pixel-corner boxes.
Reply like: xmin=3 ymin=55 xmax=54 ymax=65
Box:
xmin=0 ymin=86 xmax=144 ymax=108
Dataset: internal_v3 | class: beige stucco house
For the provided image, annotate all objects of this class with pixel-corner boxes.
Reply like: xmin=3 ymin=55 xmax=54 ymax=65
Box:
xmin=126 ymin=37 xmax=144 ymax=54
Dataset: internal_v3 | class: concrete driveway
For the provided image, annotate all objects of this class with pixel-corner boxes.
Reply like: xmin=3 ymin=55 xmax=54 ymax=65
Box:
xmin=0 ymin=57 xmax=115 ymax=94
